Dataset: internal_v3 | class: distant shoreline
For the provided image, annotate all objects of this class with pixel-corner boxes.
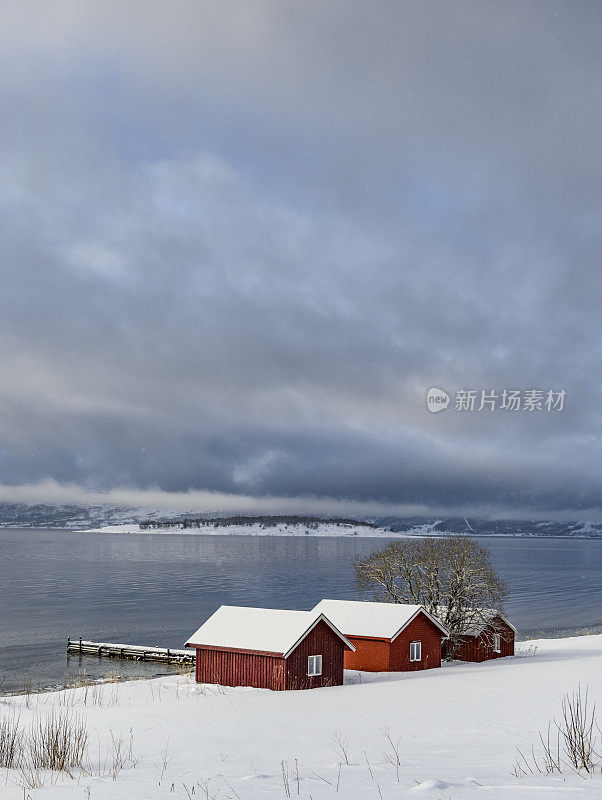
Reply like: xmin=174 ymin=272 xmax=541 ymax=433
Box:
xmin=76 ymin=521 xmax=400 ymax=537
xmin=1 ymin=507 xmax=602 ymax=538
xmin=71 ymin=523 xmax=602 ymax=539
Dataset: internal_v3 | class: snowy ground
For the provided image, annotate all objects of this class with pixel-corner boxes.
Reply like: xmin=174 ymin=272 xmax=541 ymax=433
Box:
xmin=78 ymin=521 xmax=397 ymax=537
xmin=1 ymin=635 xmax=601 ymax=799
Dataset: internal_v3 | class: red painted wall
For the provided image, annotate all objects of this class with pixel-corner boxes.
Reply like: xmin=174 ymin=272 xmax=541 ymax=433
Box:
xmin=446 ymin=616 xmax=515 ymax=662
xmin=194 ymin=620 xmax=347 ymax=690
xmin=344 ymin=636 xmax=390 ymax=671
xmin=343 ymin=611 xmax=443 ymax=672
xmin=389 ymin=613 xmax=442 ymax=671
xmin=285 ymin=619 xmax=346 ymax=689
xmin=195 ymin=646 xmax=285 ymax=689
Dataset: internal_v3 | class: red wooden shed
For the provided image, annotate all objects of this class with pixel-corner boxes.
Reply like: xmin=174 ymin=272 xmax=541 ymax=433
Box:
xmin=441 ymin=611 xmax=516 ymax=662
xmin=184 ymin=606 xmax=355 ymax=690
xmin=312 ymin=599 xmax=449 ymax=672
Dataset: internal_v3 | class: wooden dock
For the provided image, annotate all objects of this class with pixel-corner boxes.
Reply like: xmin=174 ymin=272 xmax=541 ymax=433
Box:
xmin=67 ymin=637 xmax=195 ymax=665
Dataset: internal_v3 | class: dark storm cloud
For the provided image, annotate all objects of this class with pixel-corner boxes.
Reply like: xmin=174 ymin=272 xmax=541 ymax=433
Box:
xmin=0 ymin=1 xmax=601 ymax=517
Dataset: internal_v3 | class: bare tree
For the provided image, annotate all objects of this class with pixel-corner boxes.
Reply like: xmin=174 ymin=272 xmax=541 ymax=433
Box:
xmin=354 ymin=536 xmax=508 ymax=657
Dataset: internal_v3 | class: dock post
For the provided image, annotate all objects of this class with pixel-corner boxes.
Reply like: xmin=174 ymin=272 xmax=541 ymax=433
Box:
xmin=63 ymin=638 xmax=195 ymax=666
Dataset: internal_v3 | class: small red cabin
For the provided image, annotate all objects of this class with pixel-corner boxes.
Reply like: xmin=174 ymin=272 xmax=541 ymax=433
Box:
xmin=312 ymin=600 xmax=449 ymax=672
xmin=185 ymin=606 xmax=355 ymax=690
xmin=442 ymin=612 xmax=516 ymax=662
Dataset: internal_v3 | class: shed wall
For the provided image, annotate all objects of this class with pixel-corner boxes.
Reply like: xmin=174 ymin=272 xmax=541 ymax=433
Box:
xmin=343 ymin=612 xmax=444 ymax=672
xmin=195 ymin=647 xmax=285 ymax=689
xmin=449 ymin=617 xmax=515 ymax=662
xmin=389 ymin=613 xmax=443 ymax=671
xmin=343 ymin=636 xmax=391 ymax=671
xmin=285 ymin=619 xmax=346 ymax=689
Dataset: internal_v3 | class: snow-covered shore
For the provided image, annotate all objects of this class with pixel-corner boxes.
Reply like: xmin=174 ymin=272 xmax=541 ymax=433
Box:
xmin=74 ymin=520 xmax=602 ymax=538
xmin=78 ymin=521 xmax=399 ymax=537
xmin=2 ymin=635 xmax=601 ymax=798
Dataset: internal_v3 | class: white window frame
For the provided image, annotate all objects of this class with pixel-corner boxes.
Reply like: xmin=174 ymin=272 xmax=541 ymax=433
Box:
xmin=493 ymin=633 xmax=501 ymax=653
xmin=409 ymin=641 xmax=422 ymax=662
xmin=307 ymin=654 xmax=323 ymax=676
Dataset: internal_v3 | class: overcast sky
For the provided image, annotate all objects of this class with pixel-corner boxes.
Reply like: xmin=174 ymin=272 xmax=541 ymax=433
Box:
xmin=0 ymin=1 xmax=601 ymax=518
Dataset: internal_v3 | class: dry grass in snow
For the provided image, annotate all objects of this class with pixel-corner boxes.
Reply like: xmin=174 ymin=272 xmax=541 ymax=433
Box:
xmin=0 ymin=634 xmax=601 ymax=799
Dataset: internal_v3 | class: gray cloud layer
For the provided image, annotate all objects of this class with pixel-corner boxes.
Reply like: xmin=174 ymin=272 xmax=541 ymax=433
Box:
xmin=1 ymin=2 xmax=601 ymax=516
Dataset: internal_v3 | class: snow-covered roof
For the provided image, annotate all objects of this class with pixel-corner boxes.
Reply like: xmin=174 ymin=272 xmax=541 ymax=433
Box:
xmin=311 ymin=599 xmax=449 ymax=640
xmin=434 ymin=608 xmax=517 ymax=637
xmin=185 ymin=606 xmax=355 ymax=658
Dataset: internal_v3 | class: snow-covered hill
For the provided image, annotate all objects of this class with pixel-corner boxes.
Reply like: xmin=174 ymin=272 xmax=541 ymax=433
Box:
xmin=0 ymin=502 xmax=188 ymax=529
xmin=2 ymin=503 xmax=601 ymax=537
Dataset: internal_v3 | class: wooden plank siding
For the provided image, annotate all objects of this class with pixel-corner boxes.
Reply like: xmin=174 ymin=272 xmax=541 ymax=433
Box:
xmin=195 ymin=647 xmax=286 ymax=690
xmin=194 ymin=619 xmax=347 ymax=690
xmin=343 ymin=611 xmax=444 ymax=672
xmin=444 ymin=616 xmax=515 ymax=662
xmin=344 ymin=636 xmax=390 ymax=671
xmin=389 ymin=613 xmax=443 ymax=671
xmin=285 ymin=619 xmax=346 ymax=689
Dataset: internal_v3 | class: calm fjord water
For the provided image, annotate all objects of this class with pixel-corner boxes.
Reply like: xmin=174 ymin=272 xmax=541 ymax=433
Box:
xmin=0 ymin=528 xmax=600 ymax=693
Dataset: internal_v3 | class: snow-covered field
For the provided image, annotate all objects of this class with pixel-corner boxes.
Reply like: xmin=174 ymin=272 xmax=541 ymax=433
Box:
xmin=2 ymin=635 xmax=601 ymax=799
xmin=79 ymin=521 xmax=395 ymax=537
